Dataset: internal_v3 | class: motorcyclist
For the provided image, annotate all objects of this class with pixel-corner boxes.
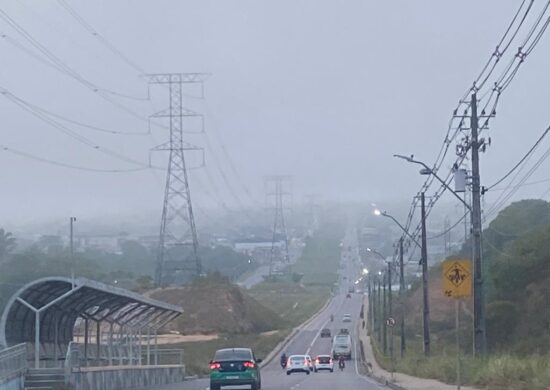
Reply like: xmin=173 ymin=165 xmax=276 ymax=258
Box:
xmin=280 ymin=352 xmax=287 ymax=369
xmin=338 ymin=355 xmax=345 ymax=370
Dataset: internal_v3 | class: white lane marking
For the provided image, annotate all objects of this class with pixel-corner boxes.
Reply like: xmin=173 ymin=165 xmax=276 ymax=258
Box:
xmin=305 ymin=317 xmax=330 ymax=355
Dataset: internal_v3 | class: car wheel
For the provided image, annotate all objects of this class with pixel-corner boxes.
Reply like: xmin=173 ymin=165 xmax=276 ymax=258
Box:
xmin=306 ymin=371 xmax=310 ymax=375
xmin=210 ymin=384 xmax=220 ymax=390
xmin=251 ymin=381 xmax=259 ymax=390
xmin=314 ymin=369 xmax=317 ymax=373
xmin=286 ymin=371 xmax=291 ymax=376
xmin=330 ymin=369 xmax=333 ymax=373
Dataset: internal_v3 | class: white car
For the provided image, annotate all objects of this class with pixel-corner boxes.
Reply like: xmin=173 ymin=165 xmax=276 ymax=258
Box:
xmin=286 ymin=355 xmax=311 ymax=375
xmin=342 ymin=314 xmax=352 ymax=323
xmin=313 ymin=355 xmax=334 ymax=372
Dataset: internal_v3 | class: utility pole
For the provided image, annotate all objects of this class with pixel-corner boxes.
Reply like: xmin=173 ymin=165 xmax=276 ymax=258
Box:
xmin=265 ymin=175 xmax=291 ymax=277
xmin=148 ymin=73 xmax=208 ymax=286
xmin=383 ymin=272 xmax=387 ymax=354
xmin=470 ymin=93 xmax=486 ymax=356
xmin=378 ymin=275 xmax=382 ymax=344
xmin=371 ymin=277 xmax=376 ymax=336
xmin=420 ymin=191 xmax=431 ymax=355
xmin=387 ymin=261 xmax=393 ymax=360
xmin=69 ymin=217 xmax=76 ymax=286
xmin=399 ymin=237 xmax=405 ymax=358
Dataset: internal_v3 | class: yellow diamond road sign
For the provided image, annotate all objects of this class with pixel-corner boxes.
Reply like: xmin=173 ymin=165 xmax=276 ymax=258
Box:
xmin=442 ymin=259 xmax=472 ymax=298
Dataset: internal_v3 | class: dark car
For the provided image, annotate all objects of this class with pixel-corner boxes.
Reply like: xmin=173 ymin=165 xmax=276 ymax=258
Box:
xmin=338 ymin=328 xmax=349 ymax=335
xmin=320 ymin=328 xmax=331 ymax=338
xmin=209 ymin=348 xmax=262 ymax=390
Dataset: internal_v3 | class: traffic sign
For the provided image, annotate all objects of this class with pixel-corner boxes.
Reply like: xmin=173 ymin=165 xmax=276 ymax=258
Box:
xmin=386 ymin=317 xmax=396 ymax=327
xmin=442 ymin=259 xmax=472 ymax=298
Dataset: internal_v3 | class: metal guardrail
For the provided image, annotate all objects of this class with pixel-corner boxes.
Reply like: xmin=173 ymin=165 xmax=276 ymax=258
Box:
xmin=0 ymin=343 xmax=27 ymax=383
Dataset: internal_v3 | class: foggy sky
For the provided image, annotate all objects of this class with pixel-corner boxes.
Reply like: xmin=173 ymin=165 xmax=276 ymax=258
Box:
xmin=1 ymin=1 xmax=549 ymax=227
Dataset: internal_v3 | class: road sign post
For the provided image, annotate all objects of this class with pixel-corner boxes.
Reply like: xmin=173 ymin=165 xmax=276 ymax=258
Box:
xmin=442 ymin=259 xmax=472 ymax=390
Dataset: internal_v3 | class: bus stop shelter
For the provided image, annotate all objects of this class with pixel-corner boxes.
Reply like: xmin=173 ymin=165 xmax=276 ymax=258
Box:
xmin=0 ymin=277 xmax=183 ymax=368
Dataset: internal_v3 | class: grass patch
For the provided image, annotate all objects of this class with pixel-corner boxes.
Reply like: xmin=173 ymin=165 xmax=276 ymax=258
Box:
xmin=370 ymin=335 xmax=550 ymax=389
xmin=160 ymin=330 xmax=291 ymax=376
xmin=249 ymin=280 xmax=329 ymax=327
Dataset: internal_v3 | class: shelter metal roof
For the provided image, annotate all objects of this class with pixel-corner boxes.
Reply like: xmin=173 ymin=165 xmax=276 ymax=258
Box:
xmin=0 ymin=277 xmax=182 ymax=347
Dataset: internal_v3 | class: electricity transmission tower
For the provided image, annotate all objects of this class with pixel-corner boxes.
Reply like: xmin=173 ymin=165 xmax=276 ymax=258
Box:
xmin=265 ymin=175 xmax=292 ymax=277
xmin=148 ymin=73 xmax=208 ymax=286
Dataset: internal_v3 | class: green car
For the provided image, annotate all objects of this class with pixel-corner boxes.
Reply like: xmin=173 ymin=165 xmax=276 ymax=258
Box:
xmin=209 ymin=348 xmax=262 ymax=390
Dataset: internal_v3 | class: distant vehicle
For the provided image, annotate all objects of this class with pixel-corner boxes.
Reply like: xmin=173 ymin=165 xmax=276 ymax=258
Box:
xmin=342 ymin=314 xmax=352 ymax=323
xmin=305 ymin=354 xmax=314 ymax=371
xmin=338 ymin=328 xmax=349 ymax=335
xmin=332 ymin=334 xmax=352 ymax=360
xmin=320 ymin=328 xmax=331 ymax=338
xmin=314 ymin=355 xmax=334 ymax=373
xmin=286 ymin=355 xmax=311 ymax=375
xmin=346 ymin=293 xmax=351 ymax=298
xmin=348 ymin=286 xmax=355 ymax=293
xmin=209 ymin=348 xmax=262 ymax=390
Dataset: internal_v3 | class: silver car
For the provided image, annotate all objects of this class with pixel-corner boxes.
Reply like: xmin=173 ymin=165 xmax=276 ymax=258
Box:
xmin=286 ymin=355 xmax=311 ymax=375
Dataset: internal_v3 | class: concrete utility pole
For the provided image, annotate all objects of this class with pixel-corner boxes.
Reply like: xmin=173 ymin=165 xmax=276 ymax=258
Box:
xmin=470 ymin=93 xmax=486 ymax=356
xmin=399 ymin=237 xmax=405 ymax=358
xmin=383 ymin=272 xmax=387 ymax=354
xmin=70 ymin=217 xmax=76 ymax=286
xmin=420 ymin=192 xmax=431 ymax=356
xmin=378 ymin=275 xmax=382 ymax=344
xmin=387 ymin=261 xmax=393 ymax=360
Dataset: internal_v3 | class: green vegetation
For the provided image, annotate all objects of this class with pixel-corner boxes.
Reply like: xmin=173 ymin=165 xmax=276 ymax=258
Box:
xmin=372 ymin=199 xmax=550 ymax=389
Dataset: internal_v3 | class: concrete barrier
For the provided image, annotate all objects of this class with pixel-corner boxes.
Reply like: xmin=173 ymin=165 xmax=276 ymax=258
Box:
xmin=69 ymin=364 xmax=185 ymax=390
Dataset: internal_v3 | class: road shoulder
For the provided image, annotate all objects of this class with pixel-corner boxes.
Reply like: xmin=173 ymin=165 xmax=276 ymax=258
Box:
xmin=359 ymin=296 xmax=478 ymax=390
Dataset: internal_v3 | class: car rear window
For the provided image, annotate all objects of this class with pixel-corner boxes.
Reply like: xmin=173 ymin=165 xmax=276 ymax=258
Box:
xmin=290 ymin=356 xmax=304 ymax=361
xmin=214 ymin=349 xmax=252 ymax=361
xmin=318 ymin=356 xmax=331 ymax=363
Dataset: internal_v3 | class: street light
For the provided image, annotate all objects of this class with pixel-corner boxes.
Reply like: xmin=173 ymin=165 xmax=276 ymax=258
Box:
xmin=393 ymin=154 xmax=471 ymax=211
xmin=362 ymin=268 xmax=369 ymax=275
xmin=366 ymin=248 xmax=386 ymax=262
xmin=373 ymin=209 xmax=421 ymax=249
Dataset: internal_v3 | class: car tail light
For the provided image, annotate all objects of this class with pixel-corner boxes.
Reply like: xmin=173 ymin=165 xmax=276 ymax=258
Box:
xmin=209 ymin=362 xmax=221 ymax=370
xmin=315 ymin=358 xmax=320 ymax=364
xmin=243 ymin=361 xmax=255 ymax=369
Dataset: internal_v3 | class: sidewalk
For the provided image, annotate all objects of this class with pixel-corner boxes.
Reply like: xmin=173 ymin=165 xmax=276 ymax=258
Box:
xmin=359 ymin=296 xmax=477 ymax=390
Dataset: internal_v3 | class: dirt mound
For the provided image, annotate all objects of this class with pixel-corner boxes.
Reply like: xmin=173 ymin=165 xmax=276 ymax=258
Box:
xmin=150 ymin=277 xmax=285 ymax=335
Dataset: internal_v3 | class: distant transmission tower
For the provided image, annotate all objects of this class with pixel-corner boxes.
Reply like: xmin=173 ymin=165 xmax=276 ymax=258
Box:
xmin=148 ymin=73 xmax=208 ymax=286
xmin=265 ymin=175 xmax=292 ymax=277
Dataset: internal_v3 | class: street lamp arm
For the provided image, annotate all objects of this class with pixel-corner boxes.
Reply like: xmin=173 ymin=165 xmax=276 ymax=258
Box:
xmin=393 ymin=154 xmax=472 ymax=212
xmin=381 ymin=211 xmax=422 ymax=250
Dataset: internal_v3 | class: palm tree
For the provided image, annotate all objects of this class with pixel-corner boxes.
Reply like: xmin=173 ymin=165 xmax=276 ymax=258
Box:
xmin=0 ymin=228 xmax=16 ymax=261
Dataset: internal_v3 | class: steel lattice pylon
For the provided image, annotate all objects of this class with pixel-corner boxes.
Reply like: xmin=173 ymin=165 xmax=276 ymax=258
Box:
xmin=265 ymin=175 xmax=292 ymax=277
xmin=148 ymin=73 xmax=208 ymax=286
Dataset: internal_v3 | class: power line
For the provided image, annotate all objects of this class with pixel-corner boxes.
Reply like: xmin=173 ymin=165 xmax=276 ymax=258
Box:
xmin=56 ymin=0 xmax=146 ymax=74
xmin=487 ymin=124 xmax=550 ymax=190
xmin=0 ymin=144 xmax=146 ymax=173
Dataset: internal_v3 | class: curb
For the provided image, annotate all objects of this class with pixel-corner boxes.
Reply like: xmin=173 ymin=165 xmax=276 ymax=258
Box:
xmin=260 ymin=295 xmax=332 ymax=368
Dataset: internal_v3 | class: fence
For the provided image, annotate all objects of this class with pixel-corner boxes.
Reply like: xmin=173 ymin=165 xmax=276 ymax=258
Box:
xmin=0 ymin=344 xmax=27 ymax=384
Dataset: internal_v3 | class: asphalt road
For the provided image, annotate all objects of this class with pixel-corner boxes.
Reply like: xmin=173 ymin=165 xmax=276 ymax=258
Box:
xmin=142 ymin=227 xmax=387 ymax=390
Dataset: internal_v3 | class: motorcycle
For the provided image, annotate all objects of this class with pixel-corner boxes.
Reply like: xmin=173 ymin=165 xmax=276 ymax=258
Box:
xmin=338 ymin=359 xmax=345 ymax=371
xmin=280 ymin=357 xmax=287 ymax=370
